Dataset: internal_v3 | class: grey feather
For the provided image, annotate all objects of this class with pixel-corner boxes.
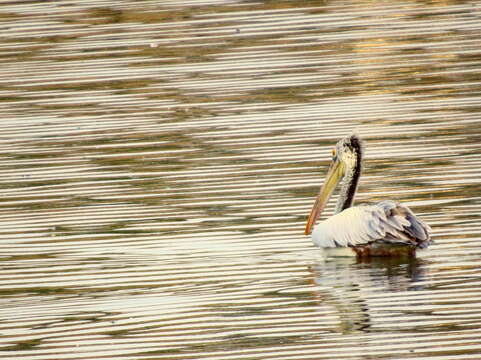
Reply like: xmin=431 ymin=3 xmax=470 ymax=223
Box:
xmin=373 ymin=200 xmax=431 ymax=247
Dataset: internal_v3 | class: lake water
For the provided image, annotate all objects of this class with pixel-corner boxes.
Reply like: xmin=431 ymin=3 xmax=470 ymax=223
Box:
xmin=1 ymin=0 xmax=481 ymax=359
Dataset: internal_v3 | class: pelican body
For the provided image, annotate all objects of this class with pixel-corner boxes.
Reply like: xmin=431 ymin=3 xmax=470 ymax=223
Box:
xmin=305 ymin=135 xmax=431 ymax=257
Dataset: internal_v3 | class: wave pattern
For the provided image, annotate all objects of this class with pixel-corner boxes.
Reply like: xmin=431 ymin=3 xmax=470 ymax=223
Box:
xmin=1 ymin=0 xmax=481 ymax=359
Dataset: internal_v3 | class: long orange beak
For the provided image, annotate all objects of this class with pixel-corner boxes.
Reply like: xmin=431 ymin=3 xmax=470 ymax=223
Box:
xmin=304 ymin=158 xmax=344 ymax=235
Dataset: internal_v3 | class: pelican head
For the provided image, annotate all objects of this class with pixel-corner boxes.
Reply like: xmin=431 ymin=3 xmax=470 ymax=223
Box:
xmin=305 ymin=135 xmax=363 ymax=235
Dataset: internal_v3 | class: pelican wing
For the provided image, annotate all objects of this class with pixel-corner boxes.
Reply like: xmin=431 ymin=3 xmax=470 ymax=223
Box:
xmin=312 ymin=200 xmax=431 ymax=248
xmin=369 ymin=200 xmax=431 ymax=247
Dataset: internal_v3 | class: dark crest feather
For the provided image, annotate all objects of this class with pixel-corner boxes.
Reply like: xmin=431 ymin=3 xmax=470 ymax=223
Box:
xmin=339 ymin=134 xmax=363 ymax=211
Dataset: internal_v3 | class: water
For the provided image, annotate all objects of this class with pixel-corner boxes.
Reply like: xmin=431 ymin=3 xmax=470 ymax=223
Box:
xmin=1 ymin=0 xmax=481 ymax=359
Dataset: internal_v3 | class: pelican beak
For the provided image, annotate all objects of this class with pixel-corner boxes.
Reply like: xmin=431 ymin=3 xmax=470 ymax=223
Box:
xmin=304 ymin=158 xmax=345 ymax=235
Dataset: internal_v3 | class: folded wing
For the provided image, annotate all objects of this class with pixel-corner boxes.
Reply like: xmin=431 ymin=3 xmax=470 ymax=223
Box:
xmin=312 ymin=200 xmax=432 ymax=248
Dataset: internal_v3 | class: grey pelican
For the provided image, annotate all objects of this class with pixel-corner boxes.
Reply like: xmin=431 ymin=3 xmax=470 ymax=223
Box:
xmin=305 ymin=135 xmax=431 ymax=257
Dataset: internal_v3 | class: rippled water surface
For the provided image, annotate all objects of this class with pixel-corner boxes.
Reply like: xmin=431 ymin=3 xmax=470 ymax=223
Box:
xmin=1 ymin=0 xmax=481 ymax=359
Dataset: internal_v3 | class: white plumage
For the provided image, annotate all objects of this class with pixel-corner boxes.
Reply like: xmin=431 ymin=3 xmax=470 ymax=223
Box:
xmin=312 ymin=200 xmax=431 ymax=249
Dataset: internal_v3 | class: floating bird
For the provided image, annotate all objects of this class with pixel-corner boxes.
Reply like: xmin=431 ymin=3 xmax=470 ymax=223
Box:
xmin=305 ymin=135 xmax=431 ymax=257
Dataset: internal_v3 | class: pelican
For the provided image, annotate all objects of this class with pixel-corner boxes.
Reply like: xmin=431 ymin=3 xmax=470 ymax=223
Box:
xmin=305 ymin=135 xmax=431 ymax=257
